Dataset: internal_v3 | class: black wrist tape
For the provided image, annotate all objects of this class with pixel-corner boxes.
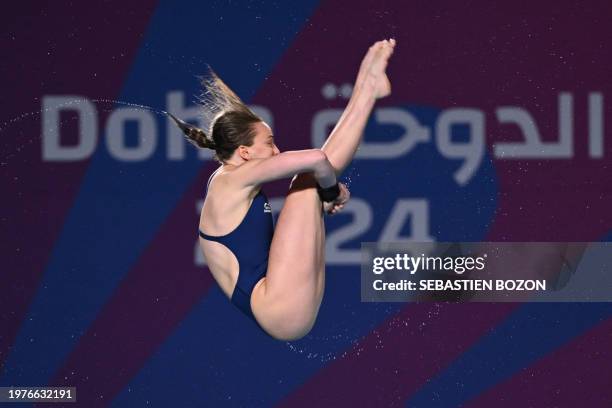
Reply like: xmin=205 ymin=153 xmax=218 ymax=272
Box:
xmin=316 ymin=182 xmax=340 ymax=202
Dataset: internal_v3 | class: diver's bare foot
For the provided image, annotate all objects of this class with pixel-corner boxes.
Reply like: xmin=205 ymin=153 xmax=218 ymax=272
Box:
xmin=356 ymin=38 xmax=396 ymax=99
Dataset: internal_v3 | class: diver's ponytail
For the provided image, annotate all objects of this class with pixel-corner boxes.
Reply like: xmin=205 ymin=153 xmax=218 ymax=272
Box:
xmin=165 ymin=67 xmax=262 ymax=163
xmin=165 ymin=111 xmax=216 ymax=150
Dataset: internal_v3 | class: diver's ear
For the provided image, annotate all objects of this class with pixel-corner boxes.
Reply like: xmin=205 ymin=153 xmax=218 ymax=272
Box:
xmin=237 ymin=145 xmax=250 ymax=161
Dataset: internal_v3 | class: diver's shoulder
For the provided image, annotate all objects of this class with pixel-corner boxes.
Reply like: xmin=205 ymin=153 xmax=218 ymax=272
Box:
xmin=208 ymin=164 xmax=259 ymax=196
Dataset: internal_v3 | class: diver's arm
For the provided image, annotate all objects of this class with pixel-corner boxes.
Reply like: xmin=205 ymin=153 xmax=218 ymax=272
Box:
xmin=233 ymin=149 xmax=337 ymax=188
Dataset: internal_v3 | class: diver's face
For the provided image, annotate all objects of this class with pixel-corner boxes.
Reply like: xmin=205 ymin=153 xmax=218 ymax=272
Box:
xmin=247 ymin=121 xmax=280 ymax=159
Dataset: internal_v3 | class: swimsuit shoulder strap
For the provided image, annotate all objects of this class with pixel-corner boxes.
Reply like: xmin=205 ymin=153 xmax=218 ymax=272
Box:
xmin=205 ymin=166 xmax=223 ymax=192
xmin=200 ymin=166 xmax=223 ymax=240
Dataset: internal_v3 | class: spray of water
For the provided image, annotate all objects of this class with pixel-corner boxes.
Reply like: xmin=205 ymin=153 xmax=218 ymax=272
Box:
xmin=0 ymin=98 xmax=169 ymax=164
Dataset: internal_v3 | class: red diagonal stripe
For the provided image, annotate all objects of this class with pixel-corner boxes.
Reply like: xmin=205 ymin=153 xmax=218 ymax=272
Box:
xmin=465 ymin=316 xmax=612 ymax=407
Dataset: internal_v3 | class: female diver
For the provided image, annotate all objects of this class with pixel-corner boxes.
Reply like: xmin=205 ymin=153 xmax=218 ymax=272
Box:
xmin=169 ymin=39 xmax=396 ymax=340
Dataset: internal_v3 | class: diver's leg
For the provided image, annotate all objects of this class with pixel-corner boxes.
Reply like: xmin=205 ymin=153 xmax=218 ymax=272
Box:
xmin=321 ymin=40 xmax=394 ymax=175
xmin=250 ymin=173 xmax=326 ymax=341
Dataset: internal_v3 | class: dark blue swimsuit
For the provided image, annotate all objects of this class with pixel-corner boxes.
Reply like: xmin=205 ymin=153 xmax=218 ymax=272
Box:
xmin=198 ymin=168 xmax=274 ymax=326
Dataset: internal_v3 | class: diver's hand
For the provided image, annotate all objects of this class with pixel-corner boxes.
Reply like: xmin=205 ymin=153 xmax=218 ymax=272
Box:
xmin=323 ymin=183 xmax=350 ymax=215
